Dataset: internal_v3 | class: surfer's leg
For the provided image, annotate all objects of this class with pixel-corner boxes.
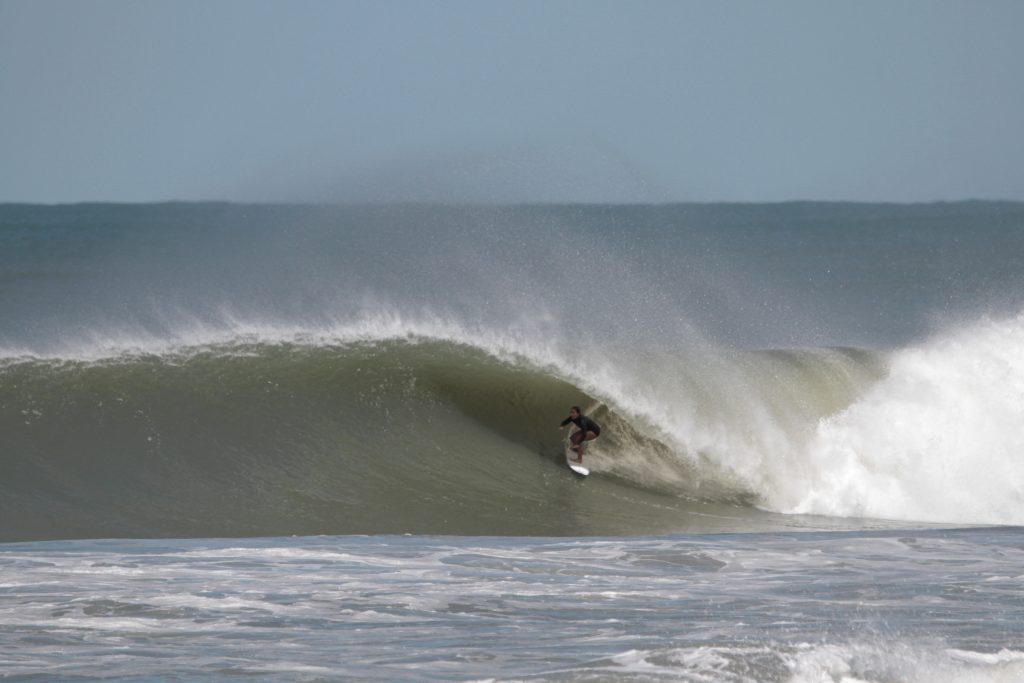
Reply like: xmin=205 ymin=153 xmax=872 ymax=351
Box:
xmin=577 ymin=431 xmax=598 ymax=457
xmin=570 ymin=431 xmax=584 ymax=447
xmin=569 ymin=431 xmax=584 ymax=462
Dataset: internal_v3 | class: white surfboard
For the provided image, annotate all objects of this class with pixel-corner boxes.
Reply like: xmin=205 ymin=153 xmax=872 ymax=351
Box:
xmin=565 ymin=448 xmax=590 ymax=476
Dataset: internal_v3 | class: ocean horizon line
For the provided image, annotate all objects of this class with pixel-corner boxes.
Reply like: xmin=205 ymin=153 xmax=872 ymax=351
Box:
xmin=2 ymin=197 xmax=1024 ymax=209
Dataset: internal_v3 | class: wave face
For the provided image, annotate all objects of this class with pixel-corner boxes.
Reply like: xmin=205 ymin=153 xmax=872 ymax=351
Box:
xmin=2 ymin=202 xmax=1024 ymax=540
xmin=0 ymin=327 xmax=882 ymax=540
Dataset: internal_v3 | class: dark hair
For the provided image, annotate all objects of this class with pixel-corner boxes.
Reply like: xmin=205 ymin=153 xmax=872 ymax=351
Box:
xmin=571 ymin=406 xmax=582 ymax=414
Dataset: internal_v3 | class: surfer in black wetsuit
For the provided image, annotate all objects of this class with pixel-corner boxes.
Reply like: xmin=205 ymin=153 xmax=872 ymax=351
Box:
xmin=559 ymin=406 xmax=601 ymax=464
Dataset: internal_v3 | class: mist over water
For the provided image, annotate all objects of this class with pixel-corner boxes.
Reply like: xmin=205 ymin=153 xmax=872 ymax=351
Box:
xmin=2 ymin=202 xmax=1024 ymax=540
xmin=8 ymin=201 xmax=1023 ymax=354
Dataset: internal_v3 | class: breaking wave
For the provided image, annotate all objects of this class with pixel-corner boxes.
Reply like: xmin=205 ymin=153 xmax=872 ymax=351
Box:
xmin=4 ymin=310 xmax=1021 ymax=541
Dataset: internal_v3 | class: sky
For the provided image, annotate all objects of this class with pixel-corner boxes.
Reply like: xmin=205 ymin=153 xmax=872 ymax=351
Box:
xmin=1 ymin=0 xmax=1023 ymax=204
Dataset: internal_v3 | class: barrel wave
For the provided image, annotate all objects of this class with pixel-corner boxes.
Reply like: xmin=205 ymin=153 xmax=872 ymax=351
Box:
xmin=3 ymin=202 xmax=1024 ymax=540
xmin=0 ymin=327 xmax=754 ymax=541
xmin=0 ymin=310 xmax=992 ymax=541
xmin=0 ymin=340 xmax=603 ymax=537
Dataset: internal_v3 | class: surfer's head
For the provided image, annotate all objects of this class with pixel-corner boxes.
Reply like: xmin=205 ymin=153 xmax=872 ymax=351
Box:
xmin=569 ymin=406 xmax=581 ymax=417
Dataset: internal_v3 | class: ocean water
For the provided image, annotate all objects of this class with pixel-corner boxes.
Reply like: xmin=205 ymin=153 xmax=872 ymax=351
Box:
xmin=2 ymin=201 xmax=1024 ymax=680
xmin=3 ymin=529 xmax=1024 ymax=682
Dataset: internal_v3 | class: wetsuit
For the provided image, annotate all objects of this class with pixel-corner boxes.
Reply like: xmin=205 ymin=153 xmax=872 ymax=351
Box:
xmin=560 ymin=414 xmax=601 ymax=436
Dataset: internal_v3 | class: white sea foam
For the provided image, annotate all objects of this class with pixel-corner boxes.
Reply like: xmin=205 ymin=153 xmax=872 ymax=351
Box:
xmin=780 ymin=313 xmax=1024 ymax=524
xmin=593 ymin=642 xmax=1024 ymax=683
xmin=784 ymin=643 xmax=1024 ymax=683
xmin=4 ymin=530 xmax=1024 ymax=681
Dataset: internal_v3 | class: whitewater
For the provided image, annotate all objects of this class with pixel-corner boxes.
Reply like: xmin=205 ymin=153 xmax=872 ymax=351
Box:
xmin=2 ymin=201 xmax=1024 ymax=681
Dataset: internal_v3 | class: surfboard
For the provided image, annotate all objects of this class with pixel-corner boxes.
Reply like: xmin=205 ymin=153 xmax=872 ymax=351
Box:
xmin=565 ymin=447 xmax=590 ymax=476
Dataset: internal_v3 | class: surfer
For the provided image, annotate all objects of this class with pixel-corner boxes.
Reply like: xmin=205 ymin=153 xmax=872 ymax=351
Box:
xmin=559 ymin=406 xmax=601 ymax=463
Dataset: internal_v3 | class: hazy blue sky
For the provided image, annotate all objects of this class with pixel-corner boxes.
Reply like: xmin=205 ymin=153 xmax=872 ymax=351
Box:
xmin=2 ymin=0 xmax=1022 ymax=203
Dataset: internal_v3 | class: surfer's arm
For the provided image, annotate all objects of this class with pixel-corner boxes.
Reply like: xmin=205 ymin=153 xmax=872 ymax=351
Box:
xmin=559 ymin=417 xmax=573 ymax=429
